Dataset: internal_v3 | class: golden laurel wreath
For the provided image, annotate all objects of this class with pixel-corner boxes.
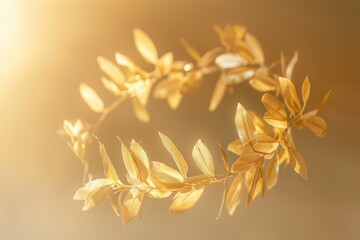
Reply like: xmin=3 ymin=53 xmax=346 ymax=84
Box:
xmin=60 ymin=23 xmax=331 ymax=224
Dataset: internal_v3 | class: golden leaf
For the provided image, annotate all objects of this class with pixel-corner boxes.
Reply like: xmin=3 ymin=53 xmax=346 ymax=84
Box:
xmin=180 ymin=38 xmax=201 ymax=61
xmin=149 ymin=161 xmax=185 ymax=191
xmin=252 ymin=134 xmax=279 ymax=154
xmin=157 ymin=52 xmax=173 ymax=76
xmin=209 ymin=73 xmax=227 ymax=111
xmin=133 ymin=28 xmax=158 ymax=64
xmin=132 ymin=97 xmax=150 ymax=122
xmin=247 ymin=165 xmax=264 ymax=205
xmin=115 ymin=52 xmax=138 ymax=72
xmin=158 ymin=132 xmax=188 ymax=178
xmin=99 ymin=143 xmax=120 ymax=182
xmin=110 ymin=192 xmax=122 ymax=216
xmin=279 ymin=77 xmax=302 ymax=114
xmin=215 ymin=53 xmax=247 ymax=69
xmin=192 ymin=140 xmax=215 ymax=176
xmin=302 ymin=76 xmax=311 ymax=106
xmin=263 ymin=112 xmax=288 ymax=129
xmin=247 ymin=111 xmax=272 ymax=135
xmin=74 ymin=178 xmax=113 ymax=201
xmin=227 ymin=139 xmax=251 ymax=156
xmin=147 ymin=188 xmax=172 ymax=199
xmin=83 ymin=184 xmax=112 ymax=211
xmin=130 ymin=140 xmax=150 ymax=181
xmin=285 ymin=51 xmax=298 ymax=80
xmin=119 ymin=140 xmax=139 ymax=183
xmin=169 ymin=188 xmax=204 ymax=214
xmin=197 ymin=47 xmax=223 ymax=68
xmin=218 ymin=143 xmax=230 ymax=173
xmin=303 ymin=115 xmax=327 ymax=137
xmin=214 ymin=24 xmax=247 ymax=50
xmin=97 ymin=56 xmax=125 ymax=86
xmin=226 ymin=175 xmax=244 ymax=215
xmin=262 ymin=93 xmax=287 ymax=121
xmin=121 ymin=188 xmax=143 ymax=224
xmin=63 ymin=119 xmax=83 ymax=139
xmin=232 ymin=152 xmax=262 ymax=173
xmin=244 ymin=33 xmax=264 ymax=64
xmin=226 ymin=67 xmax=255 ymax=84
xmin=79 ymin=83 xmax=105 ymax=113
xmin=101 ymin=77 xmax=121 ymax=96
xmin=167 ymin=92 xmax=183 ymax=109
xmin=135 ymin=81 xmax=152 ymax=106
xmin=235 ymin=103 xmax=257 ymax=144
xmin=249 ymin=73 xmax=278 ymax=92
xmin=153 ymin=73 xmax=183 ymax=99
xmin=185 ymin=175 xmax=212 ymax=189
xmin=266 ymin=154 xmax=279 ymax=189
xmin=318 ymin=90 xmax=332 ymax=111
xmin=288 ymin=147 xmax=308 ymax=180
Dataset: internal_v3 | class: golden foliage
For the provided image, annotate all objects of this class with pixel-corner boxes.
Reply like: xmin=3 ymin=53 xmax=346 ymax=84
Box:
xmin=60 ymin=23 xmax=330 ymax=224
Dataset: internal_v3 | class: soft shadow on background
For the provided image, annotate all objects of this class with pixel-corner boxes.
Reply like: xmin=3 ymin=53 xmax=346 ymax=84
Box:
xmin=0 ymin=0 xmax=359 ymax=239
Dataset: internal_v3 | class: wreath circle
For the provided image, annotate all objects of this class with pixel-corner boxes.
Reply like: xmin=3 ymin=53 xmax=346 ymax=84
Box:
xmin=60 ymin=23 xmax=330 ymax=224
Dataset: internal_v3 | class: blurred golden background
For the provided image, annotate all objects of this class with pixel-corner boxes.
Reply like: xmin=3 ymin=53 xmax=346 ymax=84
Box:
xmin=0 ymin=0 xmax=359 ymax=239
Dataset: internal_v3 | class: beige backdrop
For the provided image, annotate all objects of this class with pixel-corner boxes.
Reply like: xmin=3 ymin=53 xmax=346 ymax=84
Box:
xmin=0 ymin=0 xmax=359 ymax=239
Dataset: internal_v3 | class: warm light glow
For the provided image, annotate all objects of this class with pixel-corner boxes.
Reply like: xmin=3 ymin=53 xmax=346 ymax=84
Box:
xmin=0 ymin=0 xmax=22 ymax=74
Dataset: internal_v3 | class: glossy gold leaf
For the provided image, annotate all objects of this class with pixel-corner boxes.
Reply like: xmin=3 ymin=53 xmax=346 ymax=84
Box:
xmin=197 ymin=47 xmax=223 ymax=68
xmin=180 ymin=38 xmax=201 ymax=61
xmin=192 ymin=140 xmax=215 ymax=176
xmin=185 ymin=175 xmax=212 ymax=189
xmin=302 ymin=76 xmax=311 ymax=106
xmin=318 ymin=90 xmax=332 ymax=111
xmin=79 ymin=83 xmax=105 ymax=113
xmin=266 ymin=154 xmax=279 ymax=189
xmin=249 ymin=74 xmax=278 ymax=92
xmin=215 ymin=53 xmax=247 ymax=69
xmin=120 ymin=140 xmax=139 ymax=182
xmin=169 ymin=188 xmax=204 ymax=214
xmin=209 ymin=73 xmax=227 ymax=111
xmin=133 ymin=28 xmax=158 ymax=64
xmin=263 ymin=112 xmax=288 ymax=129
xmin=304 ymin=115 xmax=327 ymax=137
xmin=232 ymin=152 xmax=262 ymax=173
xmin=245 ymin=33 xmax=264 ymax=64
xmin=247 ymin=111 xmax=272 ymax=135
xmin=74 ymin=178 xmax=113 ymax=201
xmin=247 ymin=165 xmax=264 ymax=205
xmin=121 ymin=189 xmax=142 ymax=224
xmin=235 ymin=103 xmax=257 ymax=144
xmin=132 ymin=97 xmax=150 ymax=122
xmin=157 ymin=52 xmax=173 ymax=76
xmin=288 ymin=147 xmax=308 ymax=180
xmin=153 ymin=73 xmax=183 ymax=99
xmin=99 ymin=143 xmax=120 ymax=182
xmin=159 ymin=132 xmax=188 ymax=178
xmin=130 ymin=140 xmax=150 ymax=181
xmin=97 ymin=56 xmax=125 ymax=85
xmin=115 ymin=52 xmax=138 ymax=72
xmin=167 ymin=92 xmax=183 ymax=109
xmin=252 ymin=134 xmax=279 ymax=154
xmin=111 ymin=192 xmax=122 ymax=216
xmin=279 ymin=77 xmax=302 ymax=114
xmin=262 ymin=93 xmax=287 ymax=121
xmin=227 ymin=139 xmax=251 ymax=156
xmin=150 ymin=161 xmax=185 ymax=191
xmin=101 ymin=77 xmax=121 ymax=96
xmin=285 ymin=51 xmax=298 ymax=80
xmin=218 ymin=143 xmax=230 ymax=173
xmin=226 ymin=175 xmax=244 ymax=215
